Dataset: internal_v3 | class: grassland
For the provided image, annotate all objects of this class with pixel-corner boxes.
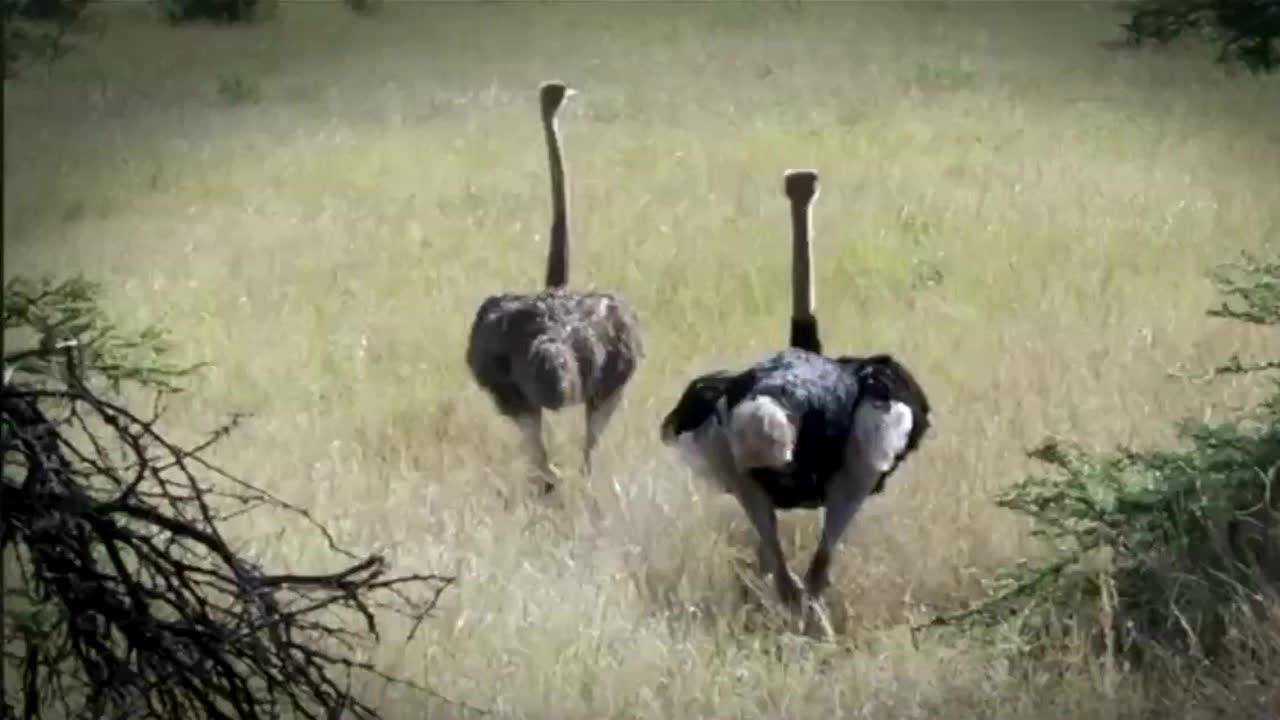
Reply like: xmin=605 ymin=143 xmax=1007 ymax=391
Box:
xmin=4 ymin=2 xmax=1280 ymax=717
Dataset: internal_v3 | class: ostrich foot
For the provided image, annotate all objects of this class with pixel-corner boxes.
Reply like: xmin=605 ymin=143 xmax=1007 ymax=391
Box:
xmin=529 ymin=463 xmax=563 ymax=495
xmin=802 ymin=596 xmax=835 ymax=641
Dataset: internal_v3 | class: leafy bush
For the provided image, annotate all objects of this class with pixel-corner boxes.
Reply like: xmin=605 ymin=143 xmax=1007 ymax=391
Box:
xmin=1122 ymin=0 xmax=1280 ymax=73
xmin=160 ymin=0 xmax=259 ymax=23
xmin=2 ymin=0 xmax=82 ymax=77
xmin=921 ymin=252 xmax=1279 ymax=665
xmin=3 ymin=0 xmax=85 ymax=21
xmin=344 ymin=0 xmax=383 ymax=17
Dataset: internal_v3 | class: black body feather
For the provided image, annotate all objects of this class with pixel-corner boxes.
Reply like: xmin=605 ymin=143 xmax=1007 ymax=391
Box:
xmin=663 ymin=349 xmax=860 ymax=508
xmin=662 ymin=350 xmax=931 ymax=503
xmin=724 ymin=350 xmax=859 ymax=507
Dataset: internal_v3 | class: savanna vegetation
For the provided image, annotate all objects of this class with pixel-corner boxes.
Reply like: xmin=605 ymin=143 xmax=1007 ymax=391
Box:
xmin=4 ymin=2 xmax=1279 ymax=718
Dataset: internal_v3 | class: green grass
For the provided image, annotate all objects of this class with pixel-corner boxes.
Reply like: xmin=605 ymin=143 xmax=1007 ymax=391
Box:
xmin=5 ymin=2 xmax=1280 ymax=717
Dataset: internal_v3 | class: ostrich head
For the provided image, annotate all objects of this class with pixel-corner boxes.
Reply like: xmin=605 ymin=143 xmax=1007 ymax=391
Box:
xmin=539 ymin=81 xmax=576 ymax=120
xmin=784 ymin=169 xmax=819 ymax=204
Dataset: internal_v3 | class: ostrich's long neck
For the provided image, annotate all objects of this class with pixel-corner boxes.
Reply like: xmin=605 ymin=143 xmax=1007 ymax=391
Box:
xmin=543 ymin=115 xmax=569 ymax=289
xmin=789 ymin=195 xmax=821 ymax=354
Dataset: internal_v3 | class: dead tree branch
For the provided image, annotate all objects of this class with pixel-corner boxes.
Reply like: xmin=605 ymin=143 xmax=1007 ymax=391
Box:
xmin=1 ymin=279 xmax=469 ymax=719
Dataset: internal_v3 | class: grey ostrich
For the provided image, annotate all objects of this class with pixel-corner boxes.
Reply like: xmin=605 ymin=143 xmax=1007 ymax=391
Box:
xmin=466 ymin=81 xmax=644 ymax=493
xmin=660 ymin=170 xmax=931 ymax=636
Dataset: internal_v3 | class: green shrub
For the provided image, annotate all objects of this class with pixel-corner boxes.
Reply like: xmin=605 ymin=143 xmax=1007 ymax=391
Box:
xmin=923 ymin=252 xmax=1279 ymax=664
xmin=344 ymin=0 xmax=383 ymax=16
xmin=2 ymin=0 xmax=82 ymax=77
xmin=3 ymin=0 xmax=84 ymax=21
xmin=160 ymin=0 xmax=259 ymax=24
xmin=1122 ymin=0 xmax=1280 ymax=73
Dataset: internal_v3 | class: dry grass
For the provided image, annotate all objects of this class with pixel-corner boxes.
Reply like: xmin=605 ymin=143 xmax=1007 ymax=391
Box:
xmin=5 ymin=2 xmax=1280 ymax=717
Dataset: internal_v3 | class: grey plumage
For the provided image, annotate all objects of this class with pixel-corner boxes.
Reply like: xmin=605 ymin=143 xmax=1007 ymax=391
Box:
xmin=466 ymin=81 xmax=643 ymax=490
xmin=467 ymin=287 xmax=641 ymax=427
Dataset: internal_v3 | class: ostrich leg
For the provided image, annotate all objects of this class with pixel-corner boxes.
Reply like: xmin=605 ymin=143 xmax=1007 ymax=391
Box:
xmin=732 ymin=480 xmax=803 ymax=612
xmin=583 ymin=389 xmax=623 ymax=476
xmin=515 ymin=410 xmax=559 ymax=493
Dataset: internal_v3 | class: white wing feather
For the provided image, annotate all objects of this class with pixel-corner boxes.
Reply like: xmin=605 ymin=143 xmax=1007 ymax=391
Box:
xmin=854 ymin=400 xmax=914 ymax=473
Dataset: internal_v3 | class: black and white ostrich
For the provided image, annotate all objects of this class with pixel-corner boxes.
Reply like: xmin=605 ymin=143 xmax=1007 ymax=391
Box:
xmin=660 ymin=170 xmax=931 ymax=633
xmin=467 ymin=82 xmax=644 ymax=492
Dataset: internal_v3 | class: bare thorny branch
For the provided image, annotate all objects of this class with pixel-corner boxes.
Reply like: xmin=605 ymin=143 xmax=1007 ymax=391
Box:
xmin=1 ymin=351 xmax=477 ymax=718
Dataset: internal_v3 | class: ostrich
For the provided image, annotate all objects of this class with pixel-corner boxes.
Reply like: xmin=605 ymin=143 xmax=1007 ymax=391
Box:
xmin=466 ymin=81 xmax=643 ymax=493
xmin=660 ymin=170 xmax=931 ymax=633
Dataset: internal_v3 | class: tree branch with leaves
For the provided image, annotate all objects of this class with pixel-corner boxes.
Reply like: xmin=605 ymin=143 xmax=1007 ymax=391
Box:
xmin=915 ymin=251 xmax=1280 ymax=664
